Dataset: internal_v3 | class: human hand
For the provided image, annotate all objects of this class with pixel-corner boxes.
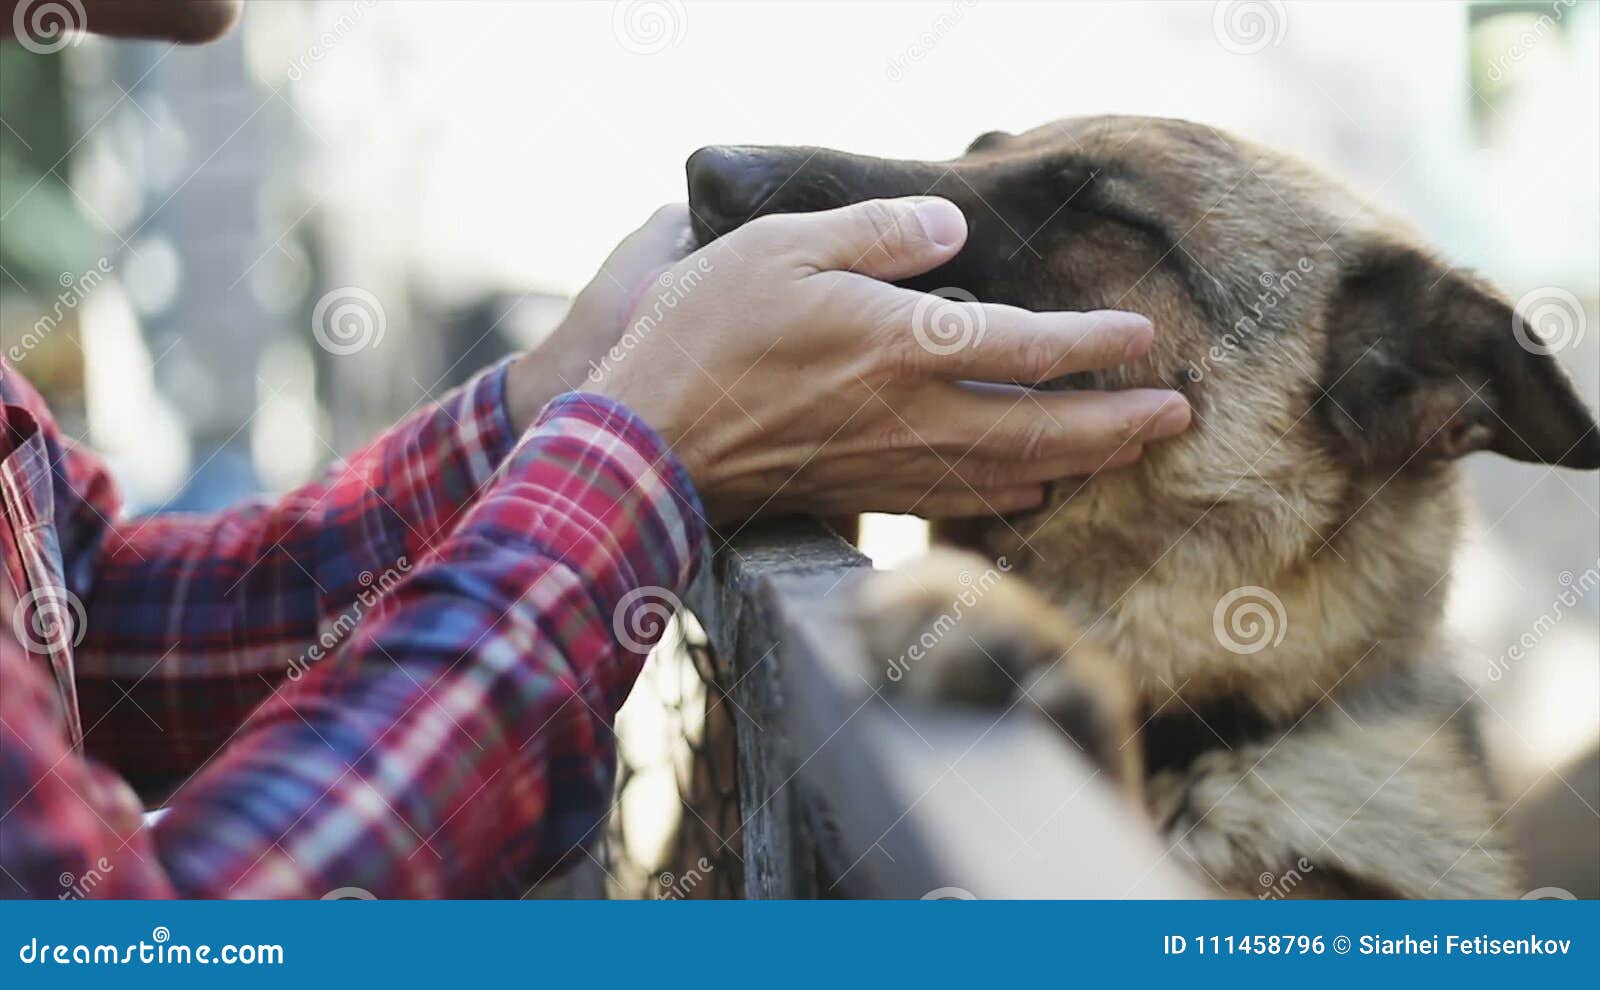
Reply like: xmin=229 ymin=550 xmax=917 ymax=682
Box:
xmin=589 ymin=196 xmax=1192 ymax=524
xmin=504 ymin=204 xmax=695 ymax=434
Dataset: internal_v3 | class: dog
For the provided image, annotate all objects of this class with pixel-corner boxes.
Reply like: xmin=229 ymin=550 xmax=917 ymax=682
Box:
xmin=684 ymin=115 xmax=1600 ymax=898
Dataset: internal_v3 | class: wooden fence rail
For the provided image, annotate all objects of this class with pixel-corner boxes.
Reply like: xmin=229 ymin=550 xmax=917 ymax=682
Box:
xmin=685 ymin=518 xmax=1200 ymax=899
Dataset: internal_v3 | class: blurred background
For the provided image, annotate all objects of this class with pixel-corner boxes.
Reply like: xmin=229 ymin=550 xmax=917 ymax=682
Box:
xmin=2 ymin=0 xmax=1596 ymax=897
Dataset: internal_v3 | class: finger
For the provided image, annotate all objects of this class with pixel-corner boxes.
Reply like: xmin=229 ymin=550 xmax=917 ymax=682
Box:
xmin=872 ymin=295 xmax=1155 ymax=382
xmin=623 ymin=203 xmax=695 ymax=266
xmin=905 ymin=486 xmax=1046 ymax=518
xmin=912 ymin=387 xmax=1191 ymax=460
xmin=946 ymin=444 xmax=1144 ymax=487
xmin=782 ymin=444 xmax=1143 ymax=495
xmin=750 ymin=196 xmax=967 ymax=280
xmin=607 ymin=204 xmax=696 ymax=289
xmin=811 ymin=485 xmax=1044 ymax=519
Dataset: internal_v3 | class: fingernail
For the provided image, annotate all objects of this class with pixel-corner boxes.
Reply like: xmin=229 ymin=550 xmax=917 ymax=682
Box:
xmin=1081 ymin=310 xmax=1153 ymax=361
xmin=1151 ymin=398 xmax=1192 ymax=437
xmin=911 ymin=197 xmax=967 ymax=249
xmin=1120 ymin=319 xmax=1154 ymax=362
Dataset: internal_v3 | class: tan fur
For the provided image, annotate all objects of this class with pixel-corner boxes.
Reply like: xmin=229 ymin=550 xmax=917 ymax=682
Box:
xmin=855 ymin=116 xmax=1583 ymax=899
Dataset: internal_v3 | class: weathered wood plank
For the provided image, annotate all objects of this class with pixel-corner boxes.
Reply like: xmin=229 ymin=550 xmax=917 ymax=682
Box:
xmin=686 ymin=517 xmax=866 ymax=898
xmin=688 ymin=516 xmax=1202 ymax=899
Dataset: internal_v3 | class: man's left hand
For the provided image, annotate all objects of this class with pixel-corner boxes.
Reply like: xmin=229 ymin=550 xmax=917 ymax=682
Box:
xmin=505 ymin=203 xmax=694 ymax=433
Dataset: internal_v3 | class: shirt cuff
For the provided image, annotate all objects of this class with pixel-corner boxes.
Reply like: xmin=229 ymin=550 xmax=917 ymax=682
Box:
xmin=458 ymin=355 xmax=521 ymax=487
xmin=525 ymin=391 xmax=707 ymax=592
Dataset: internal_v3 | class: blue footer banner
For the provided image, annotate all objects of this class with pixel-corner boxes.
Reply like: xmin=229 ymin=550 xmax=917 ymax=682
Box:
xmin=3 ymin=900 xmax=1594 ymax=986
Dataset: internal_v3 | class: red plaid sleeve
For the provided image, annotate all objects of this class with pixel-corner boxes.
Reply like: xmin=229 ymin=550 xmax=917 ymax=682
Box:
xmin=13 ymin=362 xmax=521 ymax=794
xmin=2 ymin=392 xmax=705 ymax=898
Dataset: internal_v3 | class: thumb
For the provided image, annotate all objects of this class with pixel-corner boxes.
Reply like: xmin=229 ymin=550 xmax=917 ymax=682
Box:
xmin=769 ymin=196 xmax=968 ymax=281
xmin=619 ymin=203 xmax=694 ymax=269
xmin=597 ymin=203 xmax=694 ymax=307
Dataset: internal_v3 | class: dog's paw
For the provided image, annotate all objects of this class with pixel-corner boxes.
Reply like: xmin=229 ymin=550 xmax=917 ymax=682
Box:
xmin=1146 ymin=753 xmax=1272 ymax=896
xmin=855 ymin=549 xmax=1140 ymax=786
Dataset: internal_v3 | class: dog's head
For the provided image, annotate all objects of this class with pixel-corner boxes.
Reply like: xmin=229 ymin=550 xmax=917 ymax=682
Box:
xmin=688 ymin=115 xmax=1599 ymax=708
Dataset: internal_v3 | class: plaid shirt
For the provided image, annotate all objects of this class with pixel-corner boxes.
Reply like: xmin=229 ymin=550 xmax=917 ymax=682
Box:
xmin=0 ymin=359 xmax=704 ymax=898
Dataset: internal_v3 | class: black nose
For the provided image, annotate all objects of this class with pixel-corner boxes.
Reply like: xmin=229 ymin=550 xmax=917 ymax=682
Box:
xmin=686 ymin=145 xmax=781 ymax=245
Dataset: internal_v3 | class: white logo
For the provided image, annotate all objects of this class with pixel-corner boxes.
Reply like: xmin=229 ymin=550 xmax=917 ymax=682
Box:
xmin=11 ymin=586 xmax=87 ymax=652
xmin=612 ymin=586 xmax=682 ymax=653
xmin=12 ymin=0 xmax=86 ymax=55
xmin=312 ymin=287 xmax=386 ymax=356
xmin=1512 ymin=286 xmax=1585 ymax=355
xmin=1212 ymin=1 xmax=1288 ymax=56
xmin=911 ymin=287 xmax=987 ymax=356
xmin=611 ymin=0 xmax=687 ymax=55
xmin=1212 ymin=585 xmax=1287 ymax=655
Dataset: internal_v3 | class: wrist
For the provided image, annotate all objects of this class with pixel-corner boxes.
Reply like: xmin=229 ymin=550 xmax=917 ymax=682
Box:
xmin=505 ymin=344 xmax=591 ymax=436
xmin=531 ymin=391 xmax=710 ymax=553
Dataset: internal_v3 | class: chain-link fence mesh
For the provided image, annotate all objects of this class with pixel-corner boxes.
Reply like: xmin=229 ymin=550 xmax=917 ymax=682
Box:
xmin=599 ymin=615 xmax=745 ymax=899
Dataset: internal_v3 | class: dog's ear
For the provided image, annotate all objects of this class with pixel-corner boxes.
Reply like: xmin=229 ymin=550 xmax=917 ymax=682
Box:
xmin=965 ymin=130 xmax=1013 ymax=154
xmin=1318 ymin=244 xmax=1600 ymax=471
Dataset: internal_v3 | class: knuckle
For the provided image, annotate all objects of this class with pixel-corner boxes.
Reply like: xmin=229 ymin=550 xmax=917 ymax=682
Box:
xmin=880 ymin=335 xmax=927 ymax=381
xmin=873 ymin=420 xmax=923 ymax=453
xmin=1017 ymin=334 xmax=1060 ymax=381
xmin=867 ymin=302 xmax=926 ymax=376
xmin=1015 ymin=418 xmax=1054 ymax=460
xmin=858 ymin=199 xmax=911 ymax=248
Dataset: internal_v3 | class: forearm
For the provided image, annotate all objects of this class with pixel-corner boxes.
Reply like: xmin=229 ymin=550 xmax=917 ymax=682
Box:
xmin=147 ymin=394 xmax=703 ymax=897
xmin=73 ymin=360 xmax=523 ymax=789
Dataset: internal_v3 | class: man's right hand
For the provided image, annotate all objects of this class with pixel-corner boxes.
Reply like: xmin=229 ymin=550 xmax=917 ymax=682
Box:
xmin=588 ymin=196 xmax=1191 ymax=524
